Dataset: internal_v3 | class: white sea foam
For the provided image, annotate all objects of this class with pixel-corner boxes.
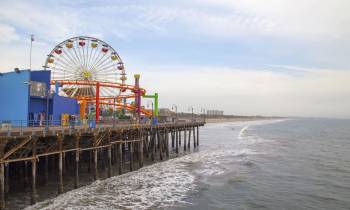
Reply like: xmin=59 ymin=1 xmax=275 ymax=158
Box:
xmin=24 ymin=119 xmax=287 ymax=210
xmin=24 ymin=158 xmax=197 ymax=210
xmin=238 ymin=125 xmax=250 ymax=139
xmin=24 ymin=147 xmax=261 ymax=210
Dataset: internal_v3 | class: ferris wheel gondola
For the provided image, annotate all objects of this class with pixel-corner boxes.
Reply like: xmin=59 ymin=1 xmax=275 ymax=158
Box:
xmin=44 ymin=36 xmax=127 ymax=98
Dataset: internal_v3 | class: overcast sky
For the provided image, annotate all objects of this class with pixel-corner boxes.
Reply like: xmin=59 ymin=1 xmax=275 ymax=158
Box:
xmin=0 ymin=0 xmax=349 ymax=118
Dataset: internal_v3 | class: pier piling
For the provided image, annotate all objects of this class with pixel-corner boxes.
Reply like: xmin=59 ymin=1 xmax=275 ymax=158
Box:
xmin=0 ymin=121 xmax=204 ymax=209
xmin=31 ymin=137 xmax=37 ymax=204
xmin=75 ymin=135 xmax=80 ymax=188
xmin=0 ymin=163 xmax=5 ymax=210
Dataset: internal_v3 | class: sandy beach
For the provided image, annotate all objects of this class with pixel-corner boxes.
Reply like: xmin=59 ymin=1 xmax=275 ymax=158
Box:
xmin=205 ymin=117 xmax=282 ymax=123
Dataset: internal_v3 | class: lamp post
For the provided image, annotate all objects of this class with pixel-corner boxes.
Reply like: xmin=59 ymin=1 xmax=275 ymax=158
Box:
xmin=29 ymin=34 xmax=34 ymax=70
xmin=113 ymin=97 xmax=116 ymax=128
xmin=201 ymin=108 xmax=206 ymax=122
xmin=46 ymin=89 xmax=50 ymax=131
xmin=152 ymin=102 xmax=154 ymax=118
xmin=147 ymin=101 xmax=154 ymax=124
xmin=24 ymin=81 xmax=32 ymax=126
xmin=188 ymin=106 xmax=194 ymax=122
xmin=172 ymin=104 xmax=178 ymax=123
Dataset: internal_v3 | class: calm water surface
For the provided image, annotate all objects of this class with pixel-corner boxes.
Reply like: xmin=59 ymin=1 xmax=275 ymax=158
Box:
xmin=25 ymin=118 xmax=350 ymax=210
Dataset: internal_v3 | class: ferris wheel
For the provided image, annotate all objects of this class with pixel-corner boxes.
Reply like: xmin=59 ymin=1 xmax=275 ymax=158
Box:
xmin=44 ymin=36 xmax=127 ymax=98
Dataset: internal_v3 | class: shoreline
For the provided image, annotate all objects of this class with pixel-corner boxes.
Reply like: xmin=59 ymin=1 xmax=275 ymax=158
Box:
xmin=204 ymin=117 xmax=284 ymax=123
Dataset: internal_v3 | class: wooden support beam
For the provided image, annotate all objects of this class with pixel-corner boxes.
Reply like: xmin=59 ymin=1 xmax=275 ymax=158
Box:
xmin=151 ymin=130 xmax=155 ymax=161
xmin=184 ymin=128 xmax=187 ymax=151
xmin=175 ymin=129 xmax=179 ymax=154
xmin=24 ymin=161 xmax=28 ymax=188
xmin=62 ymin=152 xmax=66 ymax=175
xmin=57 ymin=135 xmax=64 ymax=194
xmin=4 ymin=165 xmax=9 ymax=193
xmin=107 ymin=131 xmax=112 ymax=178
xmin=158 ymin=131 xmax=163 ymax=161
xmin=44 ymin=155 xmax=49 ymax=185
xmin=31 ymin=136 xmax=38 ymax=204
xmin=188 ymin=128 xmax=191 ymax=150
xmin=193 ymin=126 xmax=196 ymax=149
xmin=171 ymin=131 xmax=175 ymax=148
xmin=114 ymin=144 xmax=118 ymax=166
xmin=88 ymin=150 xmax=92 ymax=173
xmin=165 ymin=130 xmax=169 ymax=158
xmin=179 ymin=129 xmax=181 ymax=146
xmin=74 ymin=135 xmax=80 ymax=189
xmin=139 ymin=139 xmax=144 ymax=168
xmin=93 ymin=134 xmax=99 ymax=180
xmin=93 ymin=149 xmax=98 ymax=180
xmin=129 ymin=142 xmax=133 ymax=171
xmin=118 ymin=143 xmax=122 ymax=175
xmin=0 ymin=163 xmax=5 ymax=210
xmin=1 ymin=136 xmax=32 ymax=161
xmin=197 ymin=126 xmax=199 ymax=146
xmin=144 ymin=134 xmax=149 ymax=159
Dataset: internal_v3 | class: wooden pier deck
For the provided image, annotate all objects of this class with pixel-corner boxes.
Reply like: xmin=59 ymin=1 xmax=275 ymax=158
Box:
xmin=0 ymin=121 xmax=205 ymax=209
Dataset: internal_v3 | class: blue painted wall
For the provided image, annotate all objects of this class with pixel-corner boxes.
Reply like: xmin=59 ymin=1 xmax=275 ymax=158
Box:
xmin=0 ymin=69 xmax=80 ymax=126
xmin=30 ymin=70 xmax=50 ymax=88
xmin=52 ymin=95 xmax=79 ymax=124
xmin=0 ymin=70 xmax=30 ymax=125
xmin=28 ymin=70 xmax=52 ymax=125
xmin=28 ymin=97 xmax=51 ymax=114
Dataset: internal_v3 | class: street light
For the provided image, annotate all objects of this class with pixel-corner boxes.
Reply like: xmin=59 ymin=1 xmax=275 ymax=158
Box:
xmin=172 ymin=104 xmax=178 ymax=123
xmin=113 ymin=97 xmax=116 ymax=128
xmin=201 ymin=108 xmax=206 ymax=122
xmin=147 ymin=101 xmax=154 ymax=124
xmin=151 ymin=102 xmax=154 ymax=117
xmin=45 ymin=89 xmax=50 ymax=131
xmin=188 ymin=106 xmax=194 ymax=122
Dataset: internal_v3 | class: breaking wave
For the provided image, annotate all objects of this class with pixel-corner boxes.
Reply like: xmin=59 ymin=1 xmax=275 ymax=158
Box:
xmin=24 ymin=119 xmax=284 ymax=210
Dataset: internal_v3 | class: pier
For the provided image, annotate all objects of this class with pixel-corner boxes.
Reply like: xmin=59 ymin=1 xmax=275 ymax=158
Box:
xmin=0 ymin=121 xmax=204 ymax=209
xmin=0 ymin=35 xmax=207 ymax=209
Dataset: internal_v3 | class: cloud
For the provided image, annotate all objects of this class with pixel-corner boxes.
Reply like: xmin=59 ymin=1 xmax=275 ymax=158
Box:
xmin=199 ymin=0 xmax=350 ymax=40
xmin=0 ymin=1 xmax=349 ymax=118
xmin=0 ymin=1 xmax=81 ymax=42
xmin=137 ymin=65 xmax=350 ymax=118
xmin=0 ymin=23 xmax=20 ymax=43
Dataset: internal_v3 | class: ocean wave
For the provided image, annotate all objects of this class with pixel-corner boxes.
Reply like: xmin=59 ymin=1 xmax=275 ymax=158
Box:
xmin=24 ymin=159 xmax=197 ymax=210
xmin=24 ymin=119 xmax=284 ymax=210
xmin=238 ymin=125 xmax=250 ymax=139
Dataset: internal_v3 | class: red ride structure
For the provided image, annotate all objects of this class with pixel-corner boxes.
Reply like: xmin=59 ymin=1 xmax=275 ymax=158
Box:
xmin=44 ymin=36 xmax=152 ymax=123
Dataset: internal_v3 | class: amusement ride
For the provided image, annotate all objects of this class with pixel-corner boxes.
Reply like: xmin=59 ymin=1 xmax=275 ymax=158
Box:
xmin=43 ymin=36 xmax=157 ymax=123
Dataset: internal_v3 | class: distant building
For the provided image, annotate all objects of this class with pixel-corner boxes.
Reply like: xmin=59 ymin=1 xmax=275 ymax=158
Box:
xmin=207 ymin=110 xmax=224 ymax=116
xmin=159 ymin=108 xmax=172 ymax=116
xmin=158 ymin=108 xmax=175 ymax=122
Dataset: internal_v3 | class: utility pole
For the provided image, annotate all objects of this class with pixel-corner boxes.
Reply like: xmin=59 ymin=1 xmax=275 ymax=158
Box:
xmin=29 ymin=34 xmax=34 ymax=70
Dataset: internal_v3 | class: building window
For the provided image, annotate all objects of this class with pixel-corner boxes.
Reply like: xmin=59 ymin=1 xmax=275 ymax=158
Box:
xmin=30 ymin=81 xmax=47 ymax=97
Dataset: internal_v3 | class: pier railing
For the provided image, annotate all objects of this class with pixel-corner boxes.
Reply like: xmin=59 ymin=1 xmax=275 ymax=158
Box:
xmin=0 ymin=119 xmax=205 ymax=137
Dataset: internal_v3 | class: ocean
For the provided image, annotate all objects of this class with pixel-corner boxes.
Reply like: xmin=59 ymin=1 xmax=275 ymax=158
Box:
xmin=25 ymin=118 xmax=350 ymax=210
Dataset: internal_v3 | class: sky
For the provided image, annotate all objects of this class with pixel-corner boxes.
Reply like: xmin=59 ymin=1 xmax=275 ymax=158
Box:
xmin=0 ymin=0 xmax=350 ymax=118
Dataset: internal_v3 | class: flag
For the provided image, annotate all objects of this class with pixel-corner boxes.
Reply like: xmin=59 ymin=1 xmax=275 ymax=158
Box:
xmin=31 ymin=34 xmax=34 ymax=42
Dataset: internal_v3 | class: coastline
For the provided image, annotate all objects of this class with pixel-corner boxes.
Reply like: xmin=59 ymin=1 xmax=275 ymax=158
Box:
xmin=205 ymin=117 xmax=283 ymax=123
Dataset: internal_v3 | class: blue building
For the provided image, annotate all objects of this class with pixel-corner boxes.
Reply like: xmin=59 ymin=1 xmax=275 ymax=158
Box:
xmin=0 ymin=69 xmax=79 ymax=126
